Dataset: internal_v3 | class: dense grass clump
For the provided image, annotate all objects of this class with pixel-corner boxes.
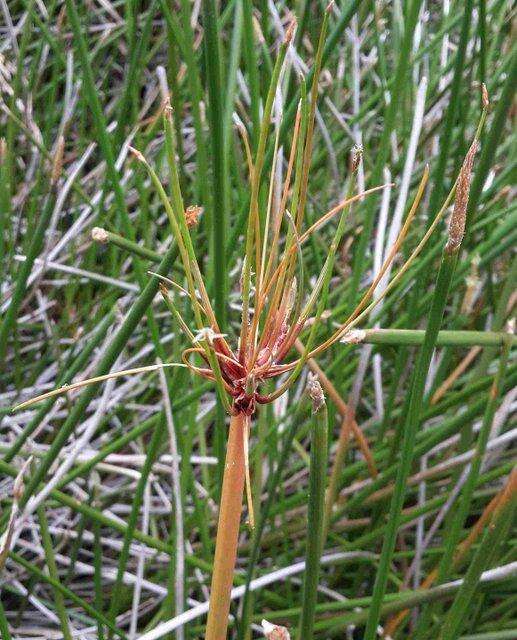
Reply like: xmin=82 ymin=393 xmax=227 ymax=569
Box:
xmin=0 ymin=1 xmax=515 ymax=639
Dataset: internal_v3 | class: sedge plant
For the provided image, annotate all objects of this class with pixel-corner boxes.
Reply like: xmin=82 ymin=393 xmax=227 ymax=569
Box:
xmin=11 ymin=15 xmax=496 ymax=640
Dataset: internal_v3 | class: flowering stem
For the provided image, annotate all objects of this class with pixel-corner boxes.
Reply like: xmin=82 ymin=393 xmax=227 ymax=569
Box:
xmin=298 ymin=383 xmax=328 ymax=640
xmin=363 ymin=245 xmax=462 ymax=640
xmin=206 ymin=412 xmax=246 ymax=640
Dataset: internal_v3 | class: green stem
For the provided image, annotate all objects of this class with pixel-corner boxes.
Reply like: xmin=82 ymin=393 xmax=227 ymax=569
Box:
xmin=37 ymin=505 xmax=73 ymax=640
xmin=475 ymin=255 xmax=517 ymax=375
xmin=437 ymin=343 xmax=510 ymax=582
xmin=93 ymin=228 xmax=162 ymax=263
xmin=106 ymin=416 xmax=167 ymax=633
xmin=298 ymin=387 xmax=328 ymax=639
xmin=202 ymin=0 xmax=227 ymax=329
xmin=347 ymin=0 xmax=423 ymax=311
xmin=311 ymin=564 xmax=515 ymax=635
xmin=242 ymin=0 xmax=260 ymax=147
xmin=92 ymin=480 xmax=105 ymax=640
xmin=439 ymin=493 xmax=515 ymax=640
xmin=414 ymin=336 xmax=512 ymax=638
xmin=259 ymin=562 xmax=515 ymax=630
xmin=0 ymin=159 xmax=60 ymax=363
xmin=272 ymin=0 xmax=363 ymax=162
xmin=360 ymin=328 xmax=516 ymax=348
xmin=363 ymin=246 xmax=459 ymax=640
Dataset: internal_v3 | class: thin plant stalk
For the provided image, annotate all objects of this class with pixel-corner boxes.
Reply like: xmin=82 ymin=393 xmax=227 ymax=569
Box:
xmin=0 ymin=598 xmax=12 ymax=640
xmin=307 ymin=560 xmax=516 ymax=633
xmin=298 ymin=379 xmax=328 ymax=639
xmin=385 ymin=470 xmax=517 ymax=636
xmin=241 ymin=0 xmax=260 ymax=147
xmin=91 ymin=227 xmax=162 ymax=264
xmin=205 ymin=412 xmax=246 ymax=640
xmin=106 ymin=415 xmax=168 ymax=634
xmin=37 ymin=505 xmax=73 ymax=640
xmin=363 ymin=137 xmax=480 ymax=640
xmin=439 ymin=483 xmax=516 ymax=640
xmin=347 ymin=0 xmax=423 ymax=311
xmin=323 ymin=411 xmax=353 ymax=540
xmin=299 ymin=346 xmax=378 ymax=479
xmin=426 ymin=0 xmax=474 ymax=216
xmin=201 ymin=0 xmax=227 ymax=329
xmin=92 ymin=479 xmax=105 ymax=640
xmin=273 ymin=0 xmax=363 ymax=160
xmin=411 ymin=333 xmax=513 ymax=638
xmin=0 ymin=138 xmax=63 ymax=364
xmin=359 ymin=328 xmax=516 ymax=348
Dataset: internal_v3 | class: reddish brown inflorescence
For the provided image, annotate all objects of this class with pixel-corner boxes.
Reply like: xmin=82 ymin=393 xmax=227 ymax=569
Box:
xmin=183 ymin=309 xmax=306 ymax=416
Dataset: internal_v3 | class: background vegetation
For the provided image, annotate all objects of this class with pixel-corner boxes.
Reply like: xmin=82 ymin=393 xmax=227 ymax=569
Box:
xmin=0 ymin=0 xmax=515 ymax=638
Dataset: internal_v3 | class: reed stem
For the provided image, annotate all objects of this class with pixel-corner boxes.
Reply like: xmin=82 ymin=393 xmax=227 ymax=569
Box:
xmin=206 ymin=412 xmax=246 ymax=640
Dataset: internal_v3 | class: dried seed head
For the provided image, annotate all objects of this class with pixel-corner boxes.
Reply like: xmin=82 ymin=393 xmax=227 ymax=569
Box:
xmin=0 ymin=138 xmax=6 ymax=163
xmin=340 ymin=328 xmax=366 ymax=344
xmin=56 ymin=5 xmax=66 ymax=31
xmin=164 ymin=100 xmax=175 ymax=126
xmin=307 ymin=372 xmax=325 ymax=413
xmin=193 ymin=327 xmax=227 ymax=345
xmin=262 ymin=619 xmax=291 ymax=639
xmin=481 ymin=83 xmax=489 ymax=109
xmin=91 ymin=227 xmax=109 ymax=244
xmin=128 ymin=146 xmax=146 ymax=163
xmin=88 ymin=470 xmax=102 ymax=497
xmin=13 ymin=456 xmax=32 ymax=501
xmin=51 ymin=136 xmax=65 ymax=185
xmin=446 ymin=140 xmax=479 ymax=254
xmin=185 ymin=205 xmax=202 ymax=228
xmin=13 ymin=472 xmax=24 ymax=501
xmin=284 ymin=19 xmax=296 ymax=44
xmin=350 ymin=144 xmax=363 ymax=173
xmin=286 ymin=277 xmax=297 ymax=316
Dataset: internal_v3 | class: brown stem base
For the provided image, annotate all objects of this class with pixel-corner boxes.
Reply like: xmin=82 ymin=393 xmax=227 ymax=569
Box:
xmin=205 ymin=412 xmax=246 ymax=640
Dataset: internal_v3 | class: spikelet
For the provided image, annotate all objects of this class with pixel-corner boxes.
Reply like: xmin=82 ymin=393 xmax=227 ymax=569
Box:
xmin=262 ymin=619 xmax=291 ymax=639
xmin=445 ymin=139 xmax=479 ymax=254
